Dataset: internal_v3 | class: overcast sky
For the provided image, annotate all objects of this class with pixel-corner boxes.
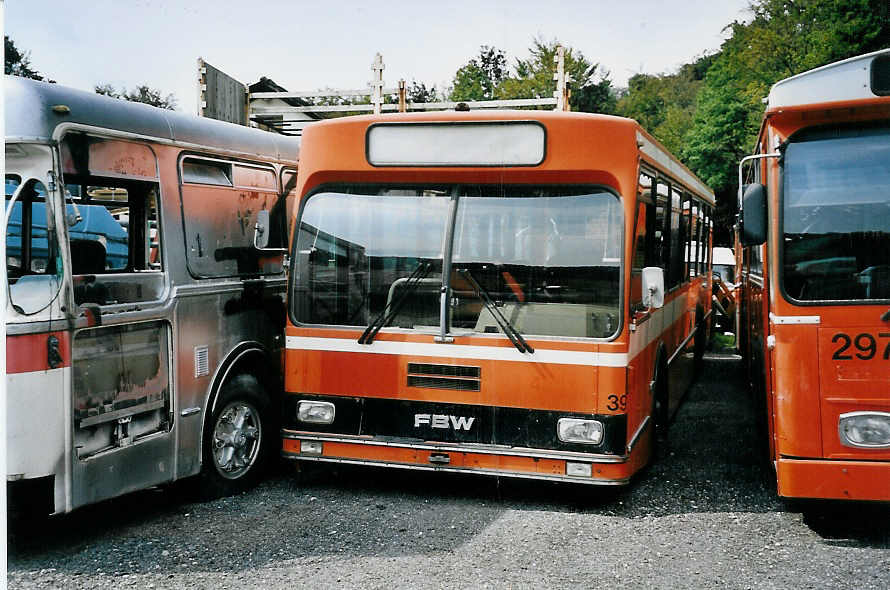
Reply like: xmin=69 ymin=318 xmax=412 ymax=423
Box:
xmin=6 ymin=0 xmax=751 ymax=114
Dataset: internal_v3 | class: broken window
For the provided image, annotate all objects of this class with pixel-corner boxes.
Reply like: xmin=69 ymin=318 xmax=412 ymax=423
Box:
xmin=60 ymin=133 xmax=164 ymax=306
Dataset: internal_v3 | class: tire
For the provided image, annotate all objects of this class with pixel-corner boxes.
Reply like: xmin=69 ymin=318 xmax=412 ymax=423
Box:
xmin=197 ymin=374 xmax=273 ymax=499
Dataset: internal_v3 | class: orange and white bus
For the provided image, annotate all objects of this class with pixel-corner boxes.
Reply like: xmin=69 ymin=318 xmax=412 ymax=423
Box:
xmin=281 ymin=110 xmax=714 ymax=487
xmin=737 ymin=49 xmax=890 ymax=501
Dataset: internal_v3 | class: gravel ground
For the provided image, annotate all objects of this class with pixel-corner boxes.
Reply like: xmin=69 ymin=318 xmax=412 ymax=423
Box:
xmin=8 ymin=354 xmax=890 ymax=589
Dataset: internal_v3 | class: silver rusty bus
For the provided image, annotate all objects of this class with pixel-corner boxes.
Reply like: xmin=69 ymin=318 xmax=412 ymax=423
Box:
xmin=4 ymin=76 xmax=298 ymax=514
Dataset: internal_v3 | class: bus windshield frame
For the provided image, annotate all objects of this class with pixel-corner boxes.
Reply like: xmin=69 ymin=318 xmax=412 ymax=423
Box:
xmin=290 ymin=183 xmax=625 ymax=341
xmin=779 ymin=122 xmax=890 ymax=305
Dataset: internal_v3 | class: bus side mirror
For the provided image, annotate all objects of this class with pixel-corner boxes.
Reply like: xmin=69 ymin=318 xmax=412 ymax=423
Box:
xmin=740 ymin=183 xmax=767 ymax=246
xmin=642 ymin=267 xmax=664 ymax=309
xmin=254 ymin=209 xmax=270 ymax=249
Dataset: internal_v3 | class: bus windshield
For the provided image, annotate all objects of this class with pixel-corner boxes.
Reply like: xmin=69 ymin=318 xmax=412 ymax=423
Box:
xmin=782 ymin=125 xmax=890 ymax=302
xmin=292 ymin=184 xmax=622 ymax=339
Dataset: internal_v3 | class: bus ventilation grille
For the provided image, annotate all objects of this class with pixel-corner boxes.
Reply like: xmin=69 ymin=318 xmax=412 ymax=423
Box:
xmin=406 ymin=363 xmax=481 ymax=391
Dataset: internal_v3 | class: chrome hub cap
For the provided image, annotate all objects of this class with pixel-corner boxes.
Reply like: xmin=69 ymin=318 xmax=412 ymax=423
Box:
xmin=212 ymin=401 xmax=261 ymax=479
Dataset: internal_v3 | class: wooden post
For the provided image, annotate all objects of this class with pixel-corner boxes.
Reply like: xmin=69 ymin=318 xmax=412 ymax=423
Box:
xmin=398 ymin=79 xmax=407 ymax=113
xmin=370 ymin=53 xmax=385 ymax=115
xmin=553 ymin=46 xmax=571 ymax=111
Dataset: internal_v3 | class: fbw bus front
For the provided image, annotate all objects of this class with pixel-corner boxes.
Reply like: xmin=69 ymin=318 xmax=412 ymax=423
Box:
xmin=738 ymin=50 xmax=890 ymax=501
xmin=283 ymin=111 xmax=714 ymax=486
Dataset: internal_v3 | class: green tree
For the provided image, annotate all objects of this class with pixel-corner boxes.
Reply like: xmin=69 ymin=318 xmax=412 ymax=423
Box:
xmin=95 ymin=84 xmax=177 ymax=110
xmin=497 ymin=38 xmax=616 ymax=113
xmin=450 ymin=46 xmax=507 ymax=101
xmin=617 ymin=54 xmax=713 ymax=154
xmin=407 ymin=80 xmax=439 ymax=103
xmin=5 ymin=36 xmax=53 ymax=82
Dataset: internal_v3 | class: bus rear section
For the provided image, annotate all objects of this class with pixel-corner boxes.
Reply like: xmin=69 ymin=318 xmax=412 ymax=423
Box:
xmin=738 ymin=49 xmax=890 ymax=501
xmin=283 ymin=112 xmax=713 ymax=486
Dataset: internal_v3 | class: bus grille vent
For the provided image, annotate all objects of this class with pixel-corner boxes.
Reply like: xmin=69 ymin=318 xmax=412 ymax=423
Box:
xmin=407 ymin=363 xmax=480 ymax=391
xmin=194 ymin=345 xmax=210 ymax=378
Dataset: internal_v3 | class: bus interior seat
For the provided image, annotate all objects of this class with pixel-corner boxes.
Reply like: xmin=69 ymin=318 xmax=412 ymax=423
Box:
xmin=70 ymin=239 xmax=107 ymax=275
xmin=71 ymin=239 xmax=110 ymax=305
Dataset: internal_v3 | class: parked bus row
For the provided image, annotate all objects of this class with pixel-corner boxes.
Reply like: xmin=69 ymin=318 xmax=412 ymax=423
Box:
xmin=5 ymin=48 xmax=888 ymax=516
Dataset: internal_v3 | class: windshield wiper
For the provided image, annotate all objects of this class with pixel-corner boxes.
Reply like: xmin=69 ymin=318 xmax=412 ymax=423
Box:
xmin=459 ymin=269 xmax=533 ymax=354
xmin=359 ymin=262 xmax=433 ymax=345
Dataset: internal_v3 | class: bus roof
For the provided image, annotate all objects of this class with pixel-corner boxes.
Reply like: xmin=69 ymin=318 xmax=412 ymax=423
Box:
xmin=4 ymin=75 xmax=299 ymax=165
xmin=767 ymin=49 xmax=890 ymax=110
xmin=301 ymin=110 xmax=714 ymax=205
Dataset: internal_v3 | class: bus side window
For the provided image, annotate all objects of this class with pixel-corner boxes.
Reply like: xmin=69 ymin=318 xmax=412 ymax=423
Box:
xmin=630 ymin=202 xmax=647 ymax=310
xmin=631 ymin=172 xmax=656 ymax=311
xmin=668 ymin=186 xmax=683 ymax=289
xmin=180 ymin=157 xmax=282 ymax=278
xmin=61 ymin=134 xmax=164 ymax=307
xmin=682 ymin=193 xmax=692 ymax=280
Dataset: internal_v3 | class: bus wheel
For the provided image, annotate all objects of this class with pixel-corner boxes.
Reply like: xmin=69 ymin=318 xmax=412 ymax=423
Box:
xmin=198 ymin=374 xmax=271 ymax=499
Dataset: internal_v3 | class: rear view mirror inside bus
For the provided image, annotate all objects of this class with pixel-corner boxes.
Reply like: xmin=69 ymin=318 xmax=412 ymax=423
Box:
xmin=642 ymin=267 xmax=664 ymax=309
xmin=740 ymin=183 xmax=767 ymax=246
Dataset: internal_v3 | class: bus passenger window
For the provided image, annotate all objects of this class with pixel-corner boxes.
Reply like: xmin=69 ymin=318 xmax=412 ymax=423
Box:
xmin=180 ymin=157 xmax=282 ymax=278
xmin=631 ymin=172 xmax=655 ymax=311
xmin=630 ymin=202 xmax=648 ymax=310
xmin=59 ymin=134 xmax=165 ymax=306
xmin=668 ymin=186 xmax=683 ymax=289
xmin=65 ymin=181 xmax=163 ymax=305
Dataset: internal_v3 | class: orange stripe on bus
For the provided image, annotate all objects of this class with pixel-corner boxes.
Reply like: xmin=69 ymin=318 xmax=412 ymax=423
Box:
xmin=6 ymin=331 xmax=70 ymax=373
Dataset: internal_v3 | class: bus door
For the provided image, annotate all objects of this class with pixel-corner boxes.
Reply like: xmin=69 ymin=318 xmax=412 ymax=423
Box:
xmin=59 ymin=133 xmax=174 ymax=508
xmin=5 ymin=143 xmax=69 ymax=512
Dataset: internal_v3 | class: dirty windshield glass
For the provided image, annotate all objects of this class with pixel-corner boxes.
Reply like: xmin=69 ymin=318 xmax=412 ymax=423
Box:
xmin=292 ymin=184 xmax=623 ymax=339
xmin=782 ymin=124 xmax=890 ymax=302
xmin=293 ymin=186 xmax=450 ymax=330
xmin=451 ymin=187 xmax=622 ymax=338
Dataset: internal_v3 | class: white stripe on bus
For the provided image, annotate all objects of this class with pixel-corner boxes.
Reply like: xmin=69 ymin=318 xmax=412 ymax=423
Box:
xmin=285 ymin=336 xmax=629 ymax=367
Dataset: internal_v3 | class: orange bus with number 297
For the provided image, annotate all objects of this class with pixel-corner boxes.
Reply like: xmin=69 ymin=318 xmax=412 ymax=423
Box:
xmin=738 ymin=49 xmax=890 ymax=501
xmin=280 ymin=109 xmax=714 ymax=487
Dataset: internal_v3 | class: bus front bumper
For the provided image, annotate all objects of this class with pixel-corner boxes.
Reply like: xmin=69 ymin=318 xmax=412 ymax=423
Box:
xmin=281 ymin=431 xmax=642 ymax=486
xmin=777 ymin=457 xmax=890 ymax=501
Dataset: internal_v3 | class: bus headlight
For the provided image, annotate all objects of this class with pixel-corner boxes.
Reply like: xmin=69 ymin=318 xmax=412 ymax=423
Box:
xmin=838 ymin=411 xmax=890 ymax=448
xmin=297 ymin=400 xmax=336 ymax=425
xmin=557 ymin=418 xmax=604 ymax=445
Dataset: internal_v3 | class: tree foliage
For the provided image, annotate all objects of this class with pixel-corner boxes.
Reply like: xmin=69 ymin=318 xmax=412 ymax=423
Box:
xmin=499 ymin=38 xmax=616 ymax=113
xmin=95 ymin=84 xmax=177 ymax=110
xmin=5 ymin=36 xmax=53 ymax=82
xmin=407 ymin=80 xmax=440 ymax=103
xmin=616 ymin=57 xmax=712 ymax=156
xmin=450 ymin=46 xmax=507 ymax=101
xmin=449 ymin=39 xmax=616 ymax=113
